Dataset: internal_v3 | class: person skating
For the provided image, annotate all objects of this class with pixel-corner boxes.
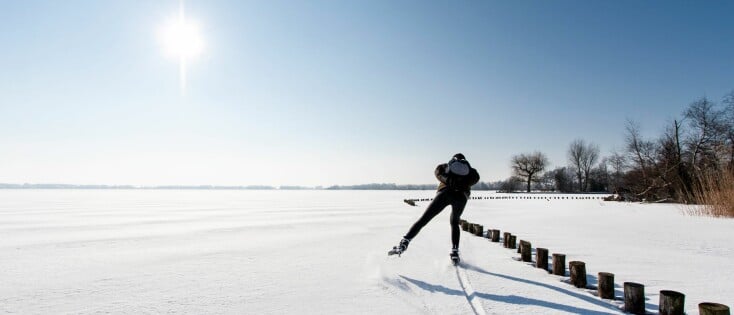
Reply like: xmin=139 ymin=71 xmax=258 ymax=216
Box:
xmin=388 ymin=153 xmax=480 ymax=264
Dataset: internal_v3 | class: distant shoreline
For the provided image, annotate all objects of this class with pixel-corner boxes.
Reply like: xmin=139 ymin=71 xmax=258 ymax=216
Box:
xmin=0 ymin=183 xmax=440 ymax=191
xmin=0 ymin=183 xmax=613 ymax=193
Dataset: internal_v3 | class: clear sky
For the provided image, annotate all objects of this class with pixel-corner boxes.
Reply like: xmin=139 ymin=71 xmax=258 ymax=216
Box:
xmin=1 ymin=1 xmax=733 ymax=187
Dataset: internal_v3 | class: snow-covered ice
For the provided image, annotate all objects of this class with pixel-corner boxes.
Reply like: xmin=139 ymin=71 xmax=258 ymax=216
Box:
xmin=0 ymin=190 xmax=731 ymax=314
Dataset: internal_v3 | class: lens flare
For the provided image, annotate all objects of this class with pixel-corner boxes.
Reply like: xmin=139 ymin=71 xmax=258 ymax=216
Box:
xmin=157 ymin=1 xmax=203 ymax=94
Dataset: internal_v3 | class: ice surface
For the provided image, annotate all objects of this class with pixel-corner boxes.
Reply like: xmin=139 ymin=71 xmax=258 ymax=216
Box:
xmin=0 ymin=190 xmax=731 ymax=314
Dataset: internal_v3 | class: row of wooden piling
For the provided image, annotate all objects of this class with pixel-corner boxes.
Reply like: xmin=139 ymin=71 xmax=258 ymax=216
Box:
xmin=406 ymin=195 xmax=610 ymax=205
xmin=458 ymin=219 xmax=730 ymax=315
xmin=470 ymin=196 xmax=609 ymax=200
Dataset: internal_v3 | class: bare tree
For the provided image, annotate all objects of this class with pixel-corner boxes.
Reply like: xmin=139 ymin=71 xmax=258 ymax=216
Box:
xmin=537 ymin=171 xmax=557 ymax=191
xmin=607 ymin=151 xmax=627 ymax=192
xmin=568 ymin=140 xmax=584 ymax=191
xmin=499 ymin=176 xmax=524 ymax=193
xmin=582 ymin=143 xmax=600 ymax=191
xmin=723 ymin=90 xmax=734 ymax=169
xmin=610 ymin=90 xmax=734 ymax=207
xmin=549 ymin=167 xmax=574 ymax=193
xmin=624 ymin=119 xmax=656 ymax=179
xmin=511 ymin=152 xmax=549 ymax=193
xmin=624 ymin=120 xmax=663 ymax=199
xmin=658 ymin=119 xmax=691 ymax=200
xmin=683 ymin=97 xmax=727 ymax=172
xmin=567 ymin=139 xmax=599 ymax=192
xmin=588 ymin=160 xmax=610 ymax=192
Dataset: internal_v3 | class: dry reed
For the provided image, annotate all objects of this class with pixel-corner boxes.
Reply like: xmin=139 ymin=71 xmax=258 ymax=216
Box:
xmin=686 ymin=170 xmax=734 ymax=217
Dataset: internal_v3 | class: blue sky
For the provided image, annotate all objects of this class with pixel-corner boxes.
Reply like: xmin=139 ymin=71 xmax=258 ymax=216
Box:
xmin=1 ymin=1 xmax=733 ymax=186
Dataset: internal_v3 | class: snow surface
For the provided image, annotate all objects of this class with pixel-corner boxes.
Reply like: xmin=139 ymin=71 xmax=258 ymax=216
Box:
xmin=0 ymin=190 xmax=732 ymax=314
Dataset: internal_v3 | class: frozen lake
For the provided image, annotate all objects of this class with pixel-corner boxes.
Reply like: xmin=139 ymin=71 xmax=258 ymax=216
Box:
xmin=0 ymin=190 xmax=731 ymax=314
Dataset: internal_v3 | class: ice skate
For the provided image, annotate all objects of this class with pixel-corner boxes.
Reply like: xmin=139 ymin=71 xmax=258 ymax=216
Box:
xmin=450 ymin=248 xmax=460 ymax=265
xmin=388 ymin=238 xmax=410 ymax=256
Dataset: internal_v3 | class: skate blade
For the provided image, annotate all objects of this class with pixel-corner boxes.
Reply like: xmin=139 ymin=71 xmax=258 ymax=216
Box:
xmin=451 ymin=256 xmax=460 ymax=266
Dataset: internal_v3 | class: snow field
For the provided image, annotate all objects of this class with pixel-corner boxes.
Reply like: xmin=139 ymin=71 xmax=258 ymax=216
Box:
xmin=0 ymin=190 xmax=732 ymax=314
xmin=460 ymin=193 xmax=733 ymax=314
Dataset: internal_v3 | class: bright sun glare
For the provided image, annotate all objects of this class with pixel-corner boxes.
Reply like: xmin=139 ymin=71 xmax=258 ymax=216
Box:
xmin=158 ymin=1 xmax=203 ymax=94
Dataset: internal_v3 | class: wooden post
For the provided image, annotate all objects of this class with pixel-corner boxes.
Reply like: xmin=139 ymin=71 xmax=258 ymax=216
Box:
xmin=598 ymin=272 xmax=615 ymax=299
xmin=508 ymin=235 xmax=516 ymax=249
xmin=623 ymin=282 xmax=645 ymax=315
xmin=520 ymin=240 xmax=531 ymax=262
xmin=659 ymin=290 xmax=685 ymax=315
xmin=461 ymin=221 xmax=469 ymax=231
xmin=552 ymin=253 xmax=565 ymax=276
xmin=474 ymin=224 xmax=484 ymax=237
xmin=517 ymin=240 xmax=522 ymax=253
xmin=699 ymin=303 xmax=730 ymax=315
xmin=503 ymin=232 xmax=510 ymax=248
xmin=569 ymin=261 xmax=587 ymax=288
xmin=491 ymin=229 xmax=500 ymax=242
xmin=535 ymin=248 xmax=548 ymax=271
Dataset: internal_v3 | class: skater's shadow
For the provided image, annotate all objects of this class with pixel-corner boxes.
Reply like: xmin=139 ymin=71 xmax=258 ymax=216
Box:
xmin=397 ymin=266 xmax=620 ymax=315
xmin=462 ymin=263 xmax=622 ymax=313
xmin=399 ymin=276 xmax=464 ymax=297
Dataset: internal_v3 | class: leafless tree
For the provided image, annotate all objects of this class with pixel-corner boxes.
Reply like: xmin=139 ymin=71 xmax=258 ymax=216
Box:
xmin=683 ymin=97 xmax=727 ymax=173
xmin=568 ymin=140 xmax=584 ymax=191
xmin=511 ymin=152 xmax=549 ymax=193
xmin=537 ymin=171 xmax=557 ymax=191
xmin=723 ymin=91 xmax=734 ymax=169
xmin=550 ymin=167 xmax=575 ymax=193
xmin=658 ymin=119 xmax=691 ymax=200
xmin=606 ymin=150 xmax=626 ymax=193
xmin=624 ymin=119 xmax=656 ymax=179
xmin=499 ymin=176 xmax=524 ymax=193
xmin=587 ymin=159 xmax=610 ymax=192
xmin=624 ymin=120 xmax=662 ymax=199
xmin=608 ymin=150 xmax=626 ymax=176
xmin=567 ymin=139 xmax=599 ymax=192
xmin=615 ymin=91 xmax=734 ymax=207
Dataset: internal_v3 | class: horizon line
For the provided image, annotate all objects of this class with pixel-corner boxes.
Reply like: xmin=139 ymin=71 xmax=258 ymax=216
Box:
xmin=0 ymin=182 xmax=442 ymax=190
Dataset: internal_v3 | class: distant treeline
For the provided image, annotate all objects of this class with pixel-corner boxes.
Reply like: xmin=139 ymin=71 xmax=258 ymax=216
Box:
xmin=502 ymin=90 xmax=734 ymax=210
xmin=325 ymin=182 xmax=501 ymax=190
xmin=0 ymin=183 xmax=278 ymax=190
xmin=326 ymin=183 xmax=436 ymax=190
xmin=0 ymin=182 xmax=502 ymax=191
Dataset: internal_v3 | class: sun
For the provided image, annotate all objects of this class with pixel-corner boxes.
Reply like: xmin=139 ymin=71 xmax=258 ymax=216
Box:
xmin=159 ymin=16 xmax=203 ymax=60
xmin=157 ymin=1 xmax=203 ymax=94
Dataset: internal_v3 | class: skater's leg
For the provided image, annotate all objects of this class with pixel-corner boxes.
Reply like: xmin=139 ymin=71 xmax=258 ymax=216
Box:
xmin=449 ymin=192 xmax=469 ymax=248
xmin=404 ymin=191 xmax=451 ymax=240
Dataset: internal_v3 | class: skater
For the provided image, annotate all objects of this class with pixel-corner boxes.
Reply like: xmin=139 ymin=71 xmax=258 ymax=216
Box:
xmin=389 ymin=153 xmax=480 ymax=264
